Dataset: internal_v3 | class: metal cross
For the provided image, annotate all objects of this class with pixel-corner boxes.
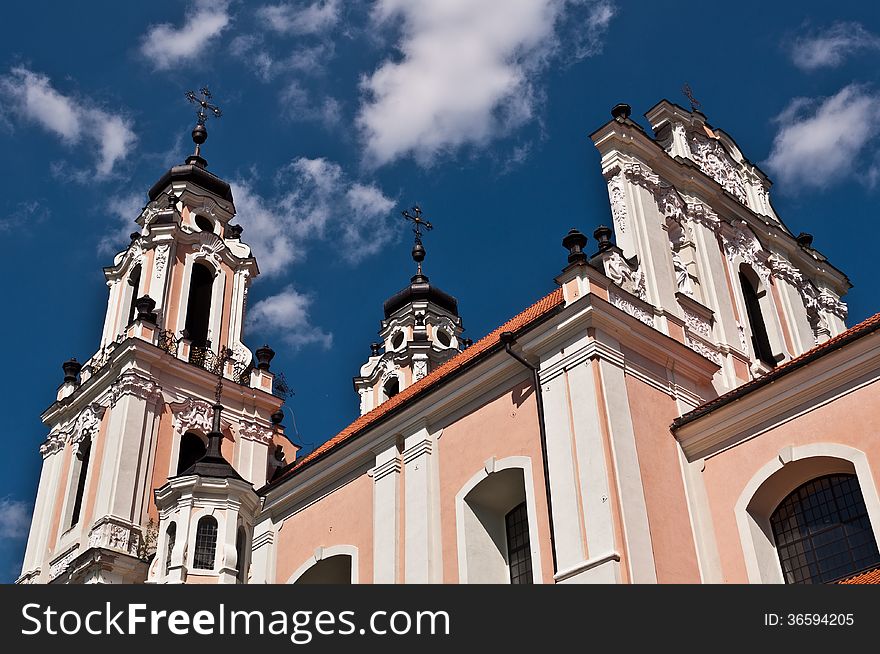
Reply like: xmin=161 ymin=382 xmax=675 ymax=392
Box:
xmin=682 ymin=83 xmax=701 ymax=113
xmin=402 ymin=205 xmax=433 ymax=244
xmin=185 ymin=87 xmax=222 ymax=126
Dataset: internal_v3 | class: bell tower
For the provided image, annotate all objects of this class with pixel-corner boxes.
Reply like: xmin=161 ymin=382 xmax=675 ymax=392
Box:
xmin=18 ymin=89 xmax=294 ymax=584
xmin=354 ymin=206 xmax=465 ymax=415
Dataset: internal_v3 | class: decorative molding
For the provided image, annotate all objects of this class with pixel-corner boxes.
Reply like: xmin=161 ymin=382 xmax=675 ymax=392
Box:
xmin=40 ymin=428 xmax=66 ymax=458
xmin=609 ymin=291 xmax=653 ymax=326
xmin=171 ymin=397 xmax=214 ymax=436
xmin=605 ymin=252 xmax=647 ymax=301
xmin=402 ymin=438 xmax=432 ymax=464
xmin=412 ymin=356 xmax=429 ymax=382
xmin=685 ymin=335 xmax=723 ymax=366
xmin=87 ymin=516 xmax=142 ymax=557
xmin=70 ymin=403 xmax=105 ymax=445
xmin=683 ymin=307 xmax=712 ymax=339
xmin=48 ymin=544 xmax=80 ymax=581
xmin=153 ymin=244 xmax=170 ymax=279
xmin=111 ymin=372 xmax=163 ymax=406
xmin=372 ymin=457 xmax=402 ymax=482
xmin=688 ymin=132 xmax=747 ymax=204
xmin=239 ymin=421 xmax=274 ymax=445
xmin=606 ymin=172 xmax=628 ymax=233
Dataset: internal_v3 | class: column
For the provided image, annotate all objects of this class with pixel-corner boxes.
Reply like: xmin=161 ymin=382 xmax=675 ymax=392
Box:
xmin=372 ymin=444 xmax=401 ymax=583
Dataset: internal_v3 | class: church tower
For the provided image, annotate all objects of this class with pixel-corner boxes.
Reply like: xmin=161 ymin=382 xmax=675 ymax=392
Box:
xmin=18 ymin=89 xmax=292 ymax=584
xmin=353 ymin=207 xmax=465 ymax=415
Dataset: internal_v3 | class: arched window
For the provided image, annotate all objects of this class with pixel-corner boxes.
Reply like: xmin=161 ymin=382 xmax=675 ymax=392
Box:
xmin=164 ymin=522 xmax=176 ymax=576
xmin=235 ymin=527 xmax=247 ymax=584
xmin=770 ymin=474 xmax=880 ymax=583
xmin=126 ymin=264 xmax=142 ymax=325
xmin=382 ymin=376 xmax=399 ymax=401
xmin=294 ymin=555 xmax=352 ymax=584
xmin=193 ymin=516 xmax=218 ymax=570
xmin=177 ymin=432 xmax=207 ymax=475
xmin=69 ymin=438 xmax=92 ymax=528
xmin=739 ymin=266 xmax=775 ymax=367
xmin=185 ymin=262 xmax=214 ymax=347
xmin=505 ymin=502 xmax=533 ymax=584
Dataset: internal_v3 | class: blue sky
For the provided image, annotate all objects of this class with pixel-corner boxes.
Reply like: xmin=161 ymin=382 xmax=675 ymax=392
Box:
xmin=2 ymin=0 xmax=880 ymax=582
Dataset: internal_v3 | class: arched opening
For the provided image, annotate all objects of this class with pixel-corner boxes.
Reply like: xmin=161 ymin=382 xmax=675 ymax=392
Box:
xmin=126 ymin=264 xmax=142 ymax=325
xmin=461 ymin=467 xmax=534 ymax=583
xmin=164 ymin=522 xmax=176 ymax=576
xmin=770 ymin=474 xmax=880 ymax=583
xmin=382 ymin=376 xmax=400 ymax=401
xmin=185 ymin=262 xmax=214 ymax=348
xmin=193 ymin=516 xmax=218 ymax=570
xmin=739 ymin=265 xmax=775 ymax=367
xmin=69 ymin=438 xmax=92 ymax=528
xmin=177 ymin=432 xmax=207 ymax=475
xmin=194 ymin=214 xmax=214 ymax=233
xmin=293 ymin=555 xmax=352 ymax=584
xmin=235 ymin=526 xmax=247 ymax=584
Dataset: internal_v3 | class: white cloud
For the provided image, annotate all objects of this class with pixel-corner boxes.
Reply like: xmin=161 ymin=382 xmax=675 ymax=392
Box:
xmin=280 ymin=81 xmax=341 ymax=126
xmin=357 ymin=0 xmax=615 ymax=167
xmin=790 ymin=22 xmax=880 ymax=71
xmin=230 ymin=35 xmax=333 ymax=81
xmin=257 ymin=0 xmax=340 ymax=36
xmin=141 ymin=0 xmax=231 ymax=70
xmin=247 ymin=286 xmax=333 ymax=350
xmin=231 ymin=157 xmax=396 ymax=277
xmin=0 ymin=199 xmax=50 ymax=234
xmin=0 ymin=498 xmax=30 ymax=540
xmin=0 ymin=67 xmax=136 ymax=178
xmin=98 ymin=192 xmax=146 ymax=255
xmin=765 ymin=85 xmax=880 ymax=190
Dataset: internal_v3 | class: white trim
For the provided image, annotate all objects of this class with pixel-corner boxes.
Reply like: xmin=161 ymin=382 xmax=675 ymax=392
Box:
xmin=285 ymin=545 xmax=359 ymax=584
xmin=734 ymin=443 xmax=880 ymax=584
xmin=454 ymin=456 xmax=544 ymax=584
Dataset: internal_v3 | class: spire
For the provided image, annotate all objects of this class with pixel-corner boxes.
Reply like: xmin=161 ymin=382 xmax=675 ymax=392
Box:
xmin=402 ymin=205 xmax=433 ymax=279
xmin=184 ymin=87 xmax=222 ymax=167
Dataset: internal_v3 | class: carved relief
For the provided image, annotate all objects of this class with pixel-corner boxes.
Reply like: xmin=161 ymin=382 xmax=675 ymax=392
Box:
xmin=412 ymin=358 xmax=428 ymax=382
xmin=39 ymin=428 xmax=66 ymax=457
xmin=685 ymin=336 xmax=723 ymax=365
xmin=606 ymin=172 xmax=627 ymax=233
xmin=172 ymin=397 xmax=214 ymax=435
xmin=154 ymin=244 xmax=170 ymax=279
xmin=111 ymin=372 xmax=163 ymax=406
xmin=688 ymin=132 xmax=747 ymax=204
xmin=239 ymin=421 xmax=274 ymax=445
xmin=70 ymin=404 xmax=105 ymax=445
xmin=605 ymin=252 xmax=647 ymax=301
xmin=609 ymin=291 xmax=653 ymax=326
xmin=684 ymin=308 xmax=712 ymax=339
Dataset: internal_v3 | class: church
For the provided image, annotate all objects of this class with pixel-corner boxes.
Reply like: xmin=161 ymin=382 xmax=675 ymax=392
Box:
xmin=17 ymin=95 xmax=880 ymax=585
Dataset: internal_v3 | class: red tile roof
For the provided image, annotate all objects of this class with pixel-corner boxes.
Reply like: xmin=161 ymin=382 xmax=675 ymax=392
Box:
xmin=261 ymin=288 xmax=565 ymax=491
xmin=672 ymin=312 xmax=880 ymax=430
xmin=838 ymin=566 xmax=880 ymax=584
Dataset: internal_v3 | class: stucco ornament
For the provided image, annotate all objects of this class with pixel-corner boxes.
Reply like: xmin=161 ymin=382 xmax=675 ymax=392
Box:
xmin=605 ymin=252 xmax=647 ymax=301
xmin=172 ymin=397 xmax=214 ymax=435
xmin=689 ymin=133 xmax=747 ymax=204
xmin=606 ymin=172 xmax=628 ymax=233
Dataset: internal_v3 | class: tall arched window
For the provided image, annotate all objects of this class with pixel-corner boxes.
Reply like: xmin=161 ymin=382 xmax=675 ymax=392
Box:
xmin=126 ymin=264 xmax=142 ymax=325
xmin=293 ymin=555 xmax=352 ymax=584
xmin=193 ymin=516 xmax=218 ymax=570
xmin=177 ymin=432 xmax=207 ymax=475
xmin=185 ymin=262 xmax=214 ymax=347
xmin=235 ymin=527 xmax=247 ymax=584
xmin=69 ymin=438 xmax=92 ymax=528
xmin=739 ymin=266 xmax=775 ymax=367
xmin=505 ymin=502 xmax=533 ymax=584
xmin=164 ymin=522 xmax=176 ymax=576
xmin=771 ymin=474 xmax=880 ymax=583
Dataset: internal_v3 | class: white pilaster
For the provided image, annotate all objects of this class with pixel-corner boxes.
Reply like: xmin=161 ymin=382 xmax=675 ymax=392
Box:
xmin=403 ymin=425 xmax=441 ymax=583
xmin=372 ymin=445 xmax=402 ymax=583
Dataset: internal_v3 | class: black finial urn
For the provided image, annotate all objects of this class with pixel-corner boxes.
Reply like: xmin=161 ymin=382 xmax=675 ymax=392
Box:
xmin=134 ymin=295 xmax=157 ymax=324
xmin=255 ymin=344 xmax=275 ymax=371
xmin=562 ymin=228 xmax=588 ymax=264
xmin=62 ymin=358 xmax=82 ymax=384
xmin=593 ymin=225 xmax=613 ymax=252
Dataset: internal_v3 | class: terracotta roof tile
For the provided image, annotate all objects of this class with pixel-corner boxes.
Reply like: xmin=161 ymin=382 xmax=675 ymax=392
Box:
xmin=263 ymin=288 xmax=565 ymax=489
xmin=672 ymin=312 xmax=880 ymax=430
xmin=838 ymin=566 xmax=880 ymax=584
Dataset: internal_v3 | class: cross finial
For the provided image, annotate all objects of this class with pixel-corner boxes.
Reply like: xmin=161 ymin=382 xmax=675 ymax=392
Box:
xmin=682 ymin=82 xmax=701 ymax=113
xmin=185 ymin=87 xmax=222 ymax=157
xmin=402 ymin=205 xmax=433 ymax=276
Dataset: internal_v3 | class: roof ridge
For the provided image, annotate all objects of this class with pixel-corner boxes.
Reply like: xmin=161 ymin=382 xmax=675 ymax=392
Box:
xmin=264 ymin=287 xmax=565 ymax=488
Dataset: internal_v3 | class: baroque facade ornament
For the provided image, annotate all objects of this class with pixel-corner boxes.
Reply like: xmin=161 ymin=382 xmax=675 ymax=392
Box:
xmin=70 ymin=404 xmax=105 ymax=445
xmin=412 ymin=357 xmax=429 ymax=382
xmin=683 ymin=308 xmax=712 ymax=339
xmin=605 ymin=252 xmax=647 ymax=301
xmin=685 ymin=335 xmax=723 ymax=366
xmin=609 ymin=291 xmax=653 ymax=326
xmin=111 ymin=372 xmax=163 ymax=406
xmin=688 ymin=132 xmax=747 ymax=204
xmin=154 ymin=244 xmax=170 ymax=279
xmin=172 ymin=397 xmax=214 ymax=436
xmin=606 ymin=172 xmax=628 ymax=233
xmin=239 ymin=421 xmax=274 ymax=445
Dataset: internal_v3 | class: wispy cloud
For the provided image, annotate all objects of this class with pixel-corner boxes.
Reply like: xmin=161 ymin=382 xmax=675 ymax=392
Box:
xmin=0 ymin=67 xmax=136 ymax=178
xmin=280 ymin=81 xmax=341 ymax=127
xmin=231 ymin=158 xmax=396 ymax=277
xmin=357 ymin=0 xmax=615 ymax=168
xmin=765 ymin=84 xmax=880 ymax=190
xmin=0 ymin=497 xmax=30 ymax=540
xmin=0 ymin=199 xmax=50 ymax=234
xmin=789 ymin=22 xmax=880 ymax=71
xmin=230 ymin=35 xmax=333 ymax=82
xmin=257 ymin=0 xmax=341 ymax=36
xmin=98 ymin=192 xmax=146 ymax=255
xmin=140 ymin=0 xmax=231 ymax=70
xmin=247 ymin=285 xmax=333 ymax=350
